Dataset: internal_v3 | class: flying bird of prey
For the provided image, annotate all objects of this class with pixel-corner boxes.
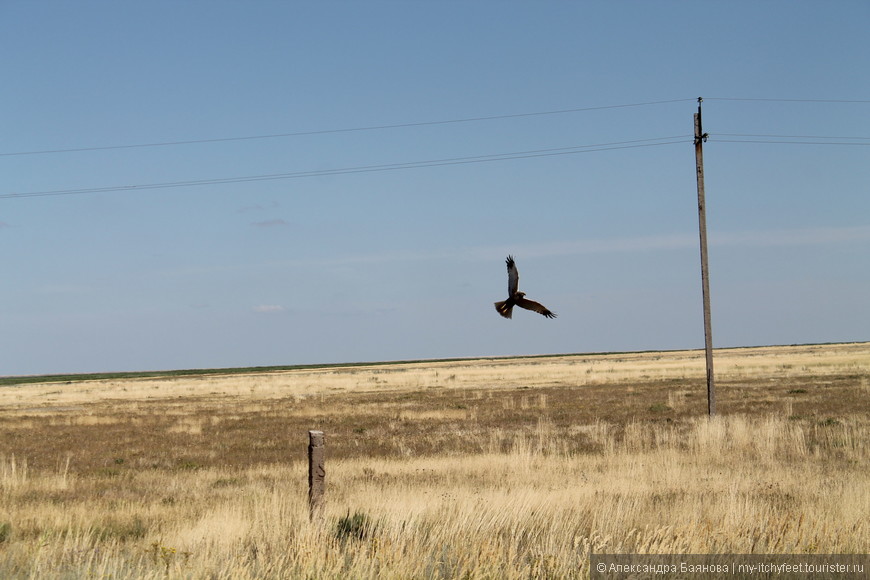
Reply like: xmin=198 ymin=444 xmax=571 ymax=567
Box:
xmin=494 ymin=255 xmax=556 ymax=319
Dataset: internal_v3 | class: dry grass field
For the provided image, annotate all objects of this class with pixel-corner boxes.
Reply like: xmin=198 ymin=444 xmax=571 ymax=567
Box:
xmin=0 ymin=343 xmax=868 ymax=578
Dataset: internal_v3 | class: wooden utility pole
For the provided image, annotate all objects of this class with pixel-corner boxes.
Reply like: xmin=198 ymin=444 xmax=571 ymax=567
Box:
xmin=308 ymin=430 xmax=325 ymax=521
xmin=694 ymin=97 xmax=715 ymax=416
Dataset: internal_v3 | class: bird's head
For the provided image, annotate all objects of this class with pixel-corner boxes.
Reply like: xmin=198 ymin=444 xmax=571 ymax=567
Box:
xmin=517 ymin=291 xmax=526 ymax=298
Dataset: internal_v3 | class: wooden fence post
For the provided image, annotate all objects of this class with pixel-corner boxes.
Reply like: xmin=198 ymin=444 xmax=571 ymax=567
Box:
xmin=308 ymin=430 xmax=325 ymax=521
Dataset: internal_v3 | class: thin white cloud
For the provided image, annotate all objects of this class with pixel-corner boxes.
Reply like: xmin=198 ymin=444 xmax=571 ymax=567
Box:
xmin=277 ymin=232 xmax=692 ymax=267
xmin=36 ymin=284 xmax=92 ymax=295
xmin=253 ymin=304 xmax=285 ymax=313
xmin=490 ymin=225 xmax=870 ymax=260
xmin=238 ymin=201 xmax=280 ymax=213
xmin=497 ymin=233 xmax=696 ymax=260
xmin=251 ymin=219 xmax=290 ymax=227
xmin=159 ymin=224 xmax=870 ymax=276
xmin=395 ymin=224 xmax=870 ymax=263
xmin=711 ymin=225 xmax=870 ymax=248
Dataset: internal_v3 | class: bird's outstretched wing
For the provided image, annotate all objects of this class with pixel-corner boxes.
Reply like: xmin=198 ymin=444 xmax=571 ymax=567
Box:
xmin=506 ymin=255 xmax=519 ymax=295
xmin=516 ymin=297 xmax=557 ymax=319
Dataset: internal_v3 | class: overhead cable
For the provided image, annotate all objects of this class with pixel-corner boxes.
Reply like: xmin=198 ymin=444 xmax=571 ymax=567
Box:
xmin=715 ymin=133 xmax=870 ymax=141
xmin=714 ymin=139 xmax=870 ymax=146
xmin=0 ymin=99 xmax=695 ymax=157
xmin=706 ymin=97 xmax=870 ymax=104
xmin=1 ymin=136 xmax=689 ymax=200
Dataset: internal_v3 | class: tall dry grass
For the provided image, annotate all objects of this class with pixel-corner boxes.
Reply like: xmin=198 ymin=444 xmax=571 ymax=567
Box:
xmin=1 ymin=413 xmax=867 ymax=578
xmin=0 ymin=343 xmax=867 ymax=578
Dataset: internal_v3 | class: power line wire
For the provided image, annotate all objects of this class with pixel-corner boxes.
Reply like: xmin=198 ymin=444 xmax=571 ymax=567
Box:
xmin=714 ymin=139 xmax=870 ymax=146
xmin=706 ymin=97 xmax=870 ymax=104
xmin=3 ymin=97 xmax=866 ymax=158
xmin=0 ymin=98 xmax=695 ymax=157
xmin=716 ymin=133 xmax=870 ymax=140
xmin=1 ymin=136 xmax=690 ymax=200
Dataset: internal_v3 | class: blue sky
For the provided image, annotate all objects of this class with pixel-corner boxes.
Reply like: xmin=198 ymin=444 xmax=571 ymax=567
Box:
xmin=2 ymin=1 xmax=868 ymax=375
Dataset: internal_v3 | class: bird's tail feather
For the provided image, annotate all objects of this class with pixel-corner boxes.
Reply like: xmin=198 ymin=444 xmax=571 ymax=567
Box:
xmin=494 ymin=300 xmax=513 ymax=319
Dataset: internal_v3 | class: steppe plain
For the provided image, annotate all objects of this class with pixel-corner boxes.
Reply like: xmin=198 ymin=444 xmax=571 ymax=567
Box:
xmin=1 ymin=343 xmax=868 ymax=578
